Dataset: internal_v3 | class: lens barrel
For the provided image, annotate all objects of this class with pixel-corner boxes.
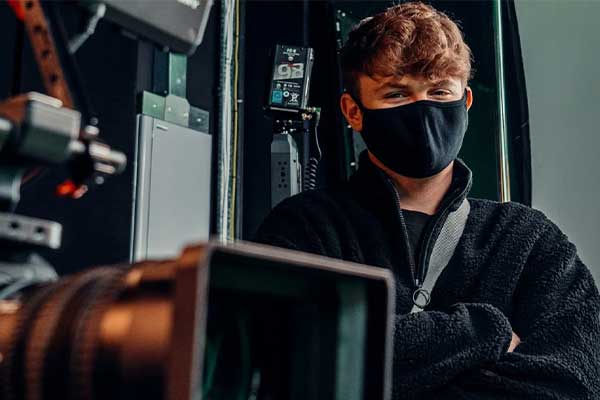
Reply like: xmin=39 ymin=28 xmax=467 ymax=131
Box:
xmin=0 ymin=262 xmax=180 ymax=400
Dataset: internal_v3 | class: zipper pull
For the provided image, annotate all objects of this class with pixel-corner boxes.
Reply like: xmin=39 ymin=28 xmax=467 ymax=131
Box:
xmin=412 ymin=287 xmax=431 ymax=310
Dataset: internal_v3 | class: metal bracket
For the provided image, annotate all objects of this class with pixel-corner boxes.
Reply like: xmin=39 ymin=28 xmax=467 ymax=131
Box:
xmin=0 ymin=212 xmax=62 ymax=249
xmin=139 ymin=51 xmax=209 ymax=132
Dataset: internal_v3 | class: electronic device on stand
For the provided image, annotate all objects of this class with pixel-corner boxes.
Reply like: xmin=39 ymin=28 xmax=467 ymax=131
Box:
xmin=266 ymin=44 xmax=322 ymax=208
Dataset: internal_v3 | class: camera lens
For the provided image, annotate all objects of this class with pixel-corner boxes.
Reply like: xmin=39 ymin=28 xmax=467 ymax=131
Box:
xmin=0 ymin=267 xmax=128 ymax=400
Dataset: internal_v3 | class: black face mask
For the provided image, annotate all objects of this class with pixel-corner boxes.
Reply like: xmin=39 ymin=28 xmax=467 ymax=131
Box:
xmin=357 ymin=93 xmax=469 ymax=178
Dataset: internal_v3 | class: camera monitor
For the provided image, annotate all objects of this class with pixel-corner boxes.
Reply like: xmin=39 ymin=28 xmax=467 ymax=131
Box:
xmin=86 ymin=0 xmax=213 ymax=55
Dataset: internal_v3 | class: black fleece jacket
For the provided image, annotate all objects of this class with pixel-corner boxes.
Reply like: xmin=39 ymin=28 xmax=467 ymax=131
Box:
xmin=254 ymin=151 xmax=600 ymax=399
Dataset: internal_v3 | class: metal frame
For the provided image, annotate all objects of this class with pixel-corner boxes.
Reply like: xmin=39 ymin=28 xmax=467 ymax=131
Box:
xmin=494 ymin=0 xmax=512 ymax=203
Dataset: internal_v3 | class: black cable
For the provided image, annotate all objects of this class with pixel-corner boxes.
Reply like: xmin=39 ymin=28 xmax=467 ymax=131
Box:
xmin=304 ymin=157 xmax=319 ymax=190
xmin=302 ymin=111 xmax=321 ymax=191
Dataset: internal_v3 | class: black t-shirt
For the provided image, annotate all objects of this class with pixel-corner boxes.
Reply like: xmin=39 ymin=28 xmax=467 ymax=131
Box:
xmin=402 ymin=209 xmax=432 ymax=266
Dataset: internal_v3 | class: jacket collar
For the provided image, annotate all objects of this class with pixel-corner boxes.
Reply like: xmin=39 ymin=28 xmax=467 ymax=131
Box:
xmin=348 ymin=150 xmax=473 ymax=217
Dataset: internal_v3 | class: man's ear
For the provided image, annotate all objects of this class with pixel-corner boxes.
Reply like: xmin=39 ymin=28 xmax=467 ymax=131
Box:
xmin=465 ymin=86 xmax=473 ymax=111
xmin=340 ymin=92 xmax=363 ymax=132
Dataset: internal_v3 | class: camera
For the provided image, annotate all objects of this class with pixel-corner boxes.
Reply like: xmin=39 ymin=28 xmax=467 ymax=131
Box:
xmin=0 ymin=242 xmax=394 ymax=400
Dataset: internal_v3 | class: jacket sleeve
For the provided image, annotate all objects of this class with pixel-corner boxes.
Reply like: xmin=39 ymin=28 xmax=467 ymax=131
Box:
xmin=391 ymin=302 xmax=513 ymax=398
xmin=253 ymin=199 xmax=324 ymax=253
xmin=432 ymin=219 xmax=600 ymax=399
xmin=252 ymin=196 xmax=347 ymax=258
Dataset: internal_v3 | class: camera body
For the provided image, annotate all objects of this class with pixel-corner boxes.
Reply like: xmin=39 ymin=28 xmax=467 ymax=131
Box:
xmin=0 ymin=241 xmax=395 ymax=400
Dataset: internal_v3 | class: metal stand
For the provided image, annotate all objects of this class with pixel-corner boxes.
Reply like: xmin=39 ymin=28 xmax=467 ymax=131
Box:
xmin=0 ymin=93 xmax=125 ymax=298
xmin=0 ymin=161 xmax=61 ymax=299
xmin=268 ymin=107 xmax=321 ymax=208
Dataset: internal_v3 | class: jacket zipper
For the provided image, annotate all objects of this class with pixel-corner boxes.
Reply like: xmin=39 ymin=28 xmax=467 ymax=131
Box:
xmin=383 ymin=176 xmax=469 ymax=309
xmin=383 ymin=178 xmax=419 ymax=288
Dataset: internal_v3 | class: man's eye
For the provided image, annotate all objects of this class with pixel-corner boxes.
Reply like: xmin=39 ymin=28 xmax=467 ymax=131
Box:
xmin=432 ymin=90 xmax=451 ymax=96
xmin=385 ymin=92 xmax=406 ymax=98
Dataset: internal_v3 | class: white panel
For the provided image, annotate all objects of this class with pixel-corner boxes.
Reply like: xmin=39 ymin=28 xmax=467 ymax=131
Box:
xmin=516 ymin=0 xmax=600 ymax=282
xmin=133 ymin=115 xmax=212 ymax=261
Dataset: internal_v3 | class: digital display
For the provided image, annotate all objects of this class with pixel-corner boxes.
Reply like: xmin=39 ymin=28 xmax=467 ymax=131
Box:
xmin=268 ymin=45 xmax=314 ymax=110
xmin=274 ymin=63 xmax=305 ymax=80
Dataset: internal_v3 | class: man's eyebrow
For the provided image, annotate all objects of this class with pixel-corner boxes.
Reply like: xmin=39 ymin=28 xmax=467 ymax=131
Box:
xmin=375 ymin=79 xmax=458 ymax=94
xmin=430 ymin=79 xmax=457 ymax=87
xmin=375 ymin=82 xmax=410 ymax=93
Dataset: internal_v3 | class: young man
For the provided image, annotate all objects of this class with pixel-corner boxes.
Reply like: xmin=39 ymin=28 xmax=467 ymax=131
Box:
xmin=254 ymin=2 xmax=600 ymax=398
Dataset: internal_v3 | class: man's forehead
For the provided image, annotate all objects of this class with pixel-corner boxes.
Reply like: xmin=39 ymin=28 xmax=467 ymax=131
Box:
xmin=361 ymin=74 xmax=462 ymax=91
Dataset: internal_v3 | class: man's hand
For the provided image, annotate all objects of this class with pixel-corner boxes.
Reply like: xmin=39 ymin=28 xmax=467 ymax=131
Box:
xmin=508 ymin=331 xmax=521 ymax=352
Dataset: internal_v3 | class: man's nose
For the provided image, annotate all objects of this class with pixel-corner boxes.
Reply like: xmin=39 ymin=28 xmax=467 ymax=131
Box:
xmin=410 ymin=91 xmax=430 ymax=103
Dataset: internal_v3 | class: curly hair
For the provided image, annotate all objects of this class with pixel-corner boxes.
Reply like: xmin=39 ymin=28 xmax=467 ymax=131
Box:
xmin=340 ymin=2 xmax=473 ymax=101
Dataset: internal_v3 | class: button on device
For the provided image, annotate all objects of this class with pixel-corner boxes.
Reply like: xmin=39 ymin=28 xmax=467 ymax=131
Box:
xmin=271 ymin=90 xmax=283 ymax=104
